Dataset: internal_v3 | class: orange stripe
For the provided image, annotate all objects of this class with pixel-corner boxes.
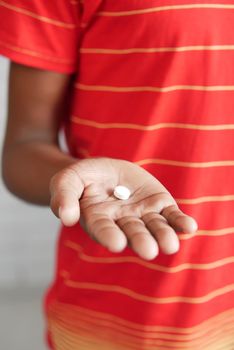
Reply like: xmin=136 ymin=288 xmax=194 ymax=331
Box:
xmin=64 ymin=240 xmax=234 ymax=273
xmin=71 ymin=115 xmax=234 ymax=131
xmin=80 ymin=45 xmax=234 ymax=54
xmin=135 ymin=158 xmax=234 ymax=168
xmin=62 ymin=274 xmax=234 ymax=304
xmin=76 ymin=83 xmax=234 ymax=93
xmin=176 ymin=194 xmax=234 ymax=204
xmin=179 ymin=227 xmax=234 ymax=240
xmin=0 ymin=0 xmax=76 ymax=28
xmin=97 ymin=4 xmax=234 ymax=17
xmin=0 ymin=39 xmax=73 ymax=64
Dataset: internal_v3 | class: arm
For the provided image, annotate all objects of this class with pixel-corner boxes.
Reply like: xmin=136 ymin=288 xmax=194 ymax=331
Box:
xmin=2 ymin=62 xmax=76 ymax=205
xmin=2 ymin=62 xmax=197 ymax=260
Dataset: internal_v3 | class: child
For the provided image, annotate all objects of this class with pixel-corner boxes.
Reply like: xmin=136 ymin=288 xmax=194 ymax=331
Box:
xmin=1 ymin=1 xmax=234 ymax=349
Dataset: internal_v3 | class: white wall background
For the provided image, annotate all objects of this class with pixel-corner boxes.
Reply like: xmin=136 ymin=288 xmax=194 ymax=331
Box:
xmin=0 ymin=56 xmax=58 ymax=288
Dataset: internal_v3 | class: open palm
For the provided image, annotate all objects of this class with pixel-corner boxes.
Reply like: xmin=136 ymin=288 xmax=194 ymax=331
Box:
xmin=50 ymin=158 xmax=197 ymax=260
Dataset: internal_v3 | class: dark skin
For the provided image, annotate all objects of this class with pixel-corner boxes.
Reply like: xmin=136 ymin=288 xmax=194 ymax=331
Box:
xmin=2 ymin=62 xmax=198 ymax=260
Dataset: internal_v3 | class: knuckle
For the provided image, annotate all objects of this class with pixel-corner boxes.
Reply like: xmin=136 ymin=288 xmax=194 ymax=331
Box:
xmin=120 ymin=217 xmax=143 ymax=230
xmin=92 ymin=217 xmax=108 ymax=227
xmin=95 ymin=225 xmax=115 ymax=236
xmin=130 ymin=231 xmax=148 ymax=240
xmin=159 ymin=192 xmax=176 ymax=203
xmin=142 ymin=212 xmax=167 ymax=227
xmin=50 ymin=172 xmax=66 ymax=191
xmin=148 ymin=217 xmax=166 ymax=226
xmin=150 ymin=192 xmax=174 ymax=212
xmin=51 ymin=168 xmax=79 ymax=192
xmin=142 ymin=212 xmax=161 ymax=222
xmin=86 ymin=216 xmax=110 ymax=233
xmin=162 ymin=204 xmax=179 ymax=217
xmin=156 ymin=227 xmax=175 ymax=236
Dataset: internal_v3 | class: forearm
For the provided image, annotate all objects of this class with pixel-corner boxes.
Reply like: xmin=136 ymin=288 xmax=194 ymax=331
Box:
xmin=2 ymin=141 xmax=77 ymax=205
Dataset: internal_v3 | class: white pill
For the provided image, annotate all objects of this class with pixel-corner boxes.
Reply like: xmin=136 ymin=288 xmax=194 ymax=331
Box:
xmin=114 ymin=186 xmax=131 ymax=200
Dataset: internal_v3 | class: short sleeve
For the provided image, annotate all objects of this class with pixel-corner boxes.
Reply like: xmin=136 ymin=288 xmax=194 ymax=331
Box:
xmin=0 ymin=0 xmax=81 ymax=73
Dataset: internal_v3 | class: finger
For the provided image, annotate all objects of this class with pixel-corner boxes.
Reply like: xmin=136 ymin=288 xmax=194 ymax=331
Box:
xmin=161 ymin=205 xmax=198 ymax=233
xmin=50 ymin=168 xmax=84 ymax=227
xmin=85 ymin=214 xmax=127 ymax=253
xmin=116 ymin=216 xmax=159 ymax=260
xmin=142 ymin=212 xmax=180 ymax=255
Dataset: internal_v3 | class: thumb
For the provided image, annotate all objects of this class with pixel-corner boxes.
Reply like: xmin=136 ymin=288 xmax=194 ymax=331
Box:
xmin=50 ymin=167 xmax=84 ymax=227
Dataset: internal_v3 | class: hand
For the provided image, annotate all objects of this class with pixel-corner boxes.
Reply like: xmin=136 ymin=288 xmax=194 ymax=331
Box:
xmin=50 ymin=158 xmax=198 ymax=260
